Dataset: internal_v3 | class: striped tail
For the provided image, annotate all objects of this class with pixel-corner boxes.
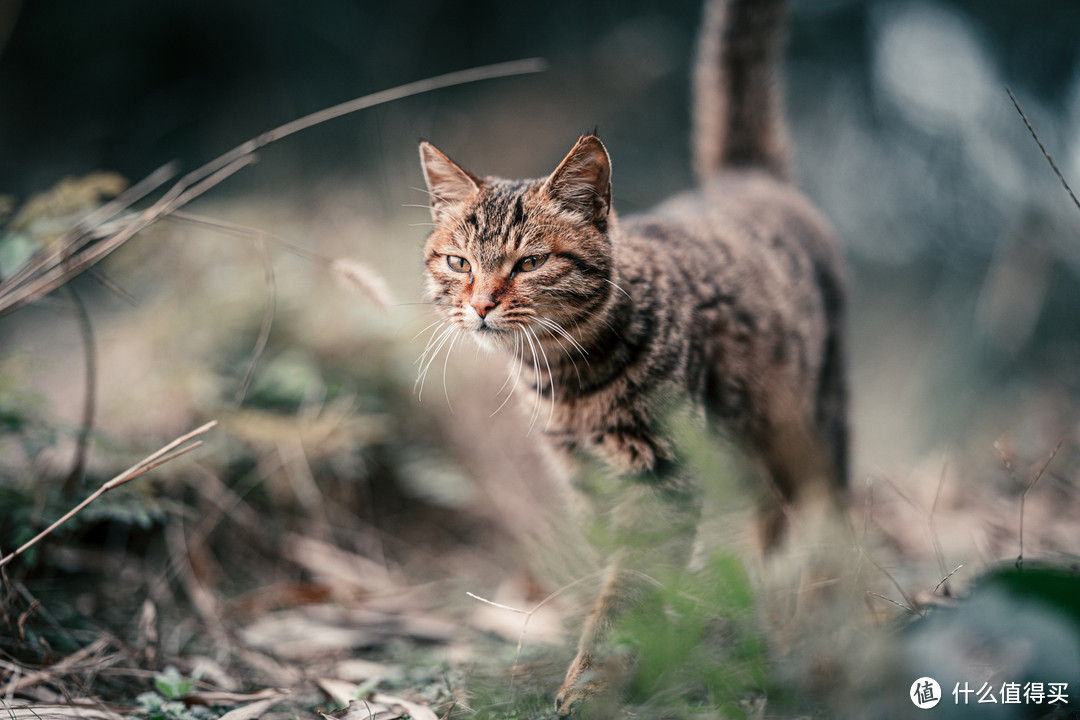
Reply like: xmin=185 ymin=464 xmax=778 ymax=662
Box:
xmin=692 ymin=0 xmax=791 ymax=183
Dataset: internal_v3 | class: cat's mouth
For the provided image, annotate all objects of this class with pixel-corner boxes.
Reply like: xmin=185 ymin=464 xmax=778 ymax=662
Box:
xmin=475 ymin=323 xmax=501 ymax=333
xmin=465 ymin=318 xmax=518 ymax=352
xmin=473 ymin=322 xmax=513 ymax=340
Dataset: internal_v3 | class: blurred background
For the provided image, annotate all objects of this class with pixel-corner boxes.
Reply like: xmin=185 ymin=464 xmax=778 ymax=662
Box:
xmin=2 ymin=0 xmax=1080 ymax=717
xmin=4 ymin=0 xmax=1080 ymax=464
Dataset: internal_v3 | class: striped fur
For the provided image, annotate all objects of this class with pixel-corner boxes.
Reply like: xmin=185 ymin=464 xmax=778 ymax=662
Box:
xmin=419 ymin=0 xmax=846 ymax=714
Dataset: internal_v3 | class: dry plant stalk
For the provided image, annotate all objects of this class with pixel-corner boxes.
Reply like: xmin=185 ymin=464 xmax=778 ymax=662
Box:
xmin=0 ymin=420 xmax=218 ymax=570
xmin=1007 ymin=87 xmax=1080 ymax=215
xmin=995 ymin=439 xmax=1062 ymax=569
xmin=0 ymin=58 xmax=546 ymax=318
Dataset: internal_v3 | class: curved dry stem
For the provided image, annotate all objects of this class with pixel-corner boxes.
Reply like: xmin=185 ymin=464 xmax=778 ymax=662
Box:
xmin=0 ymin=420 xmax=218 ymax=570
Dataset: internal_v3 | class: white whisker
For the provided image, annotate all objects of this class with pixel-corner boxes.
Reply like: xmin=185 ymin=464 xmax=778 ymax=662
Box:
xmin=491 ymin=330 xmax=526 ymax=417
xmin=416 ymin=325 xmax=457 ymax=401
xmin=528 ymin=325 xmax=557 ymax=432
xmin=493 ymin=332 xmax=521 ymax=399
xmin=534 ymin=316 xmax=589 ymax=360
xmin=604 ymin=278 xmax=633 ymax=301
xmin=441 ymin=329 xmax=463 ymax=414
xmin=521 ymin=325 xmax=543 ymax=433
xmin=535 ymin=320 xmax=584 ymax=389
xmin=412 ymin=318 xmax=446 ymax=344
xmin=415 ymin=321 xmax=450 ymax=370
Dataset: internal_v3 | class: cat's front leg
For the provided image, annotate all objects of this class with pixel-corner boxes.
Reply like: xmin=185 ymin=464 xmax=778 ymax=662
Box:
xmin=555 ymin=552 xmax=640 ymax=720
xmin=555 ymin=435 xmax=702 ymax=719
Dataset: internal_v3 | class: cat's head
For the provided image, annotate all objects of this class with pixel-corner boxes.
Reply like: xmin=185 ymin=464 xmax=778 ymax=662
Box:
xmin=419 ymin=135 xmax=616 ymax=353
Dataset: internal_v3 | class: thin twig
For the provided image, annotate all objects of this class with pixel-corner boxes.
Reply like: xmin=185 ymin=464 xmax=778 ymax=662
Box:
xmin=861 ymin=549 xmax=922 ymax=617
xmin=0 ymin=421 xmax=218 ymax=569
xmin=61 ymin=285 xmax=97 ymax=497
xmin=865 ymin=591 xmax=916 ymax=615
xmin=1017 ymin=441 xmax=1062 ymax=569
xmin=166 ymin=211 xmax=330 ymax=264
xmin=1007 ymin=87 xmax=1080 ymax=215
xmin=234 ymin=234 xmax=275 ymax=404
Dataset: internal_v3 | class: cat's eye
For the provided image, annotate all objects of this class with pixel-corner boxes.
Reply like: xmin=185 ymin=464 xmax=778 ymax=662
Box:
xmin=515 ymin=254 xmax=548 ymax=273
xmin=446 ymin=255 xmax=471 ymax=273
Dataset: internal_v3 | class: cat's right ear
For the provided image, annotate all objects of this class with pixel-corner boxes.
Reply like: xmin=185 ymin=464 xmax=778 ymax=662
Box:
xmin=542 ymin=135 xmax=612 ymax=226
xmin=419 ymin=141 xmax=482 ymax=225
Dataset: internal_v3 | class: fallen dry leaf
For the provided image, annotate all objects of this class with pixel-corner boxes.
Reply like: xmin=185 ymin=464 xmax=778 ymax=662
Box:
xmin=371 ymin=693 xmax=440 ymax=720
xmin=284 ymin=534 xmax=396 ymax=591
xmin=216 ymin=696 xmax=289 ymax=720
xmin=322 ymin=698 xmax=406 ymax=720
xmin=182 ymin=687 xmax=291 ymax=706
xmin=240 ymin=609 xmax=383 ymax=659
xmin=317 ymin=677 xmax=362 ymax=708
xmin=333 ymin=658 xmax=404 ymax=684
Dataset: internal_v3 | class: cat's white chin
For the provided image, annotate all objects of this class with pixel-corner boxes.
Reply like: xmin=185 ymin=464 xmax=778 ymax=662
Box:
xmin=468 ymin=326 xmax=517 ymax=354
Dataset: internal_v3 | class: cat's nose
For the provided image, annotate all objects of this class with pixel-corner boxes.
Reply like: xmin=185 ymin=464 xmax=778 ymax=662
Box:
xmin=471 ymin=295 xmax=497 ymax=318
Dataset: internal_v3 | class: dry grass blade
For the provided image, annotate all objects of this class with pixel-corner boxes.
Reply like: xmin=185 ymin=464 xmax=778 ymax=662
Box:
xmin=0 ymin=420 xmax=218 ymax=569
xmin=865 ymin=591 xmax=916 ymax=615
xmin=0 ymin=59 xmax=546 ymax=318
xmin=860 ymin=549 xmax=921 ymax=616
xmin=933 ymin=564 xmax=964 ymax=596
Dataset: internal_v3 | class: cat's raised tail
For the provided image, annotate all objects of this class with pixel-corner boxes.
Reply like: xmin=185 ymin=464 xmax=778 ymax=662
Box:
xmin=692 ymin=0 xmax=790 ymax=183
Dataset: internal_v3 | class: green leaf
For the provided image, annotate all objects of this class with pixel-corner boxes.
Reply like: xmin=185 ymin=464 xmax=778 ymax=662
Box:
xmin=154 ymin=666 xmax=193 ymax=700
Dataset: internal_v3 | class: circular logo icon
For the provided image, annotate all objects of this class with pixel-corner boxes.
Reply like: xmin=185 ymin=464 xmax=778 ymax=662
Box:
xmin=911 ymin=677 xmax=942 ymax=709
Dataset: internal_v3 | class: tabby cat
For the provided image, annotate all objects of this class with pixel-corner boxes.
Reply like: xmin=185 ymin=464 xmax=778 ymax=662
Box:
xmin=418 ymin=0 xmax=847 ymax=714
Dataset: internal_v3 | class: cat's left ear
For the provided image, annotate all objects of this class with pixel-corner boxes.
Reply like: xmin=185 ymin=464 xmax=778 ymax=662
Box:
xmin=419 ymin=141 xmax=483 ymax=225
xmin=542 ymin=135 xmax=612 ymax=226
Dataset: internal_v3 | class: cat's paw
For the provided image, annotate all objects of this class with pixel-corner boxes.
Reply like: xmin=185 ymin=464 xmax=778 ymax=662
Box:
xmin=554 ymin=651 xmax=635 ymax=720
xmin=554 ymin=665 xmax=612 ymax=720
